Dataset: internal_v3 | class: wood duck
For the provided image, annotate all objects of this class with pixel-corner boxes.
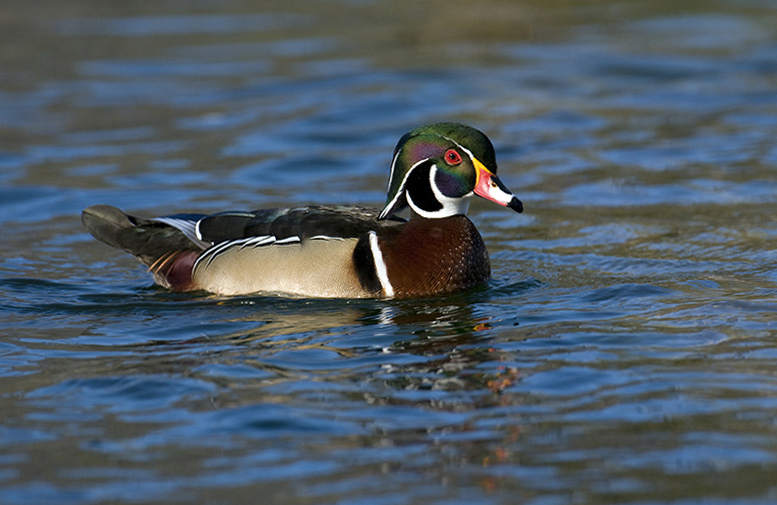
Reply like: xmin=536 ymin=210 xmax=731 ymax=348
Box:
xmin=82 ymin=122 xmax=523 ymax=299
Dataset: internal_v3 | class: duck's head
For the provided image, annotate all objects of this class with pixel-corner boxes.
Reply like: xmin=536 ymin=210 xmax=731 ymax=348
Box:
xmin=378 ymin=122 xmax=523 ymax=220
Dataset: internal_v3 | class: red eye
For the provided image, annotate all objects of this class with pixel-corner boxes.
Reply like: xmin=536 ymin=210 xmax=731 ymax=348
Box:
xmin=445 ymin=149 xmax=462 ymax=165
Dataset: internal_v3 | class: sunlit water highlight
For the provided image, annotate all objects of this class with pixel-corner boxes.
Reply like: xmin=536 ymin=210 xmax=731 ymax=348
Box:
xmin=1 ymin=1 xmax=777 ymax=503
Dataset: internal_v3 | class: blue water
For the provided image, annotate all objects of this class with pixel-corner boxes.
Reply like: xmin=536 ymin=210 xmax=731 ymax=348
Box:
xmin=2 ymin=1 xmax=777 ymax=503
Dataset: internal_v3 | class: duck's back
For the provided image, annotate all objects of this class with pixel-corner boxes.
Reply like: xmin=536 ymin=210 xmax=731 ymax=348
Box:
xmin=191 ymin=206 xmax=402 ymax=297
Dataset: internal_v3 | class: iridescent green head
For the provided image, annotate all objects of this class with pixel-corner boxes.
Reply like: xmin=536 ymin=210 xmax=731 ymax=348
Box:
xmin=378 ymin=122 xmax=523 ymax=220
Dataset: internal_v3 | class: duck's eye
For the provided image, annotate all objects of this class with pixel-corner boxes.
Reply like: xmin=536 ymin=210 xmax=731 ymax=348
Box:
xmin=444 ymin=149 xmax=462 ymax=165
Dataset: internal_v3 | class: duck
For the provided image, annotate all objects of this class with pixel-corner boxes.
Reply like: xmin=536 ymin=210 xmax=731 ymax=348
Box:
xmin=81 ymin=122 xmax=523 ymax=299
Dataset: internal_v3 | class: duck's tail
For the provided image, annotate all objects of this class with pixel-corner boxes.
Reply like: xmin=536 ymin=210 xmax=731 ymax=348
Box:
xmin=81 ymin=205 xmax=204 ymax=290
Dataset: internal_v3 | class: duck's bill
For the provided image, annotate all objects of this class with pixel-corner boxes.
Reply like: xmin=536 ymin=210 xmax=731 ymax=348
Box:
xmin=473 ymin=161 xmax=523 ymax=213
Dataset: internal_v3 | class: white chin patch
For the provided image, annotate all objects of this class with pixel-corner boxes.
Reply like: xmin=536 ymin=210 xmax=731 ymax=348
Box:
xmin=406 ymin=165 xmax=471 ymax=218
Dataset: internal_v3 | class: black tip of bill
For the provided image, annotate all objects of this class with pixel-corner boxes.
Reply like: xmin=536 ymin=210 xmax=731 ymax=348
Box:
xmin=508 ymin=197 xmax=524 ymax=214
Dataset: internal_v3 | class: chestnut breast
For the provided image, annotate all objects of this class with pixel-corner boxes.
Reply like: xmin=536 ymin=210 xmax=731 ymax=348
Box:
xmin=378 ymin=215 xmax=490 ymax=298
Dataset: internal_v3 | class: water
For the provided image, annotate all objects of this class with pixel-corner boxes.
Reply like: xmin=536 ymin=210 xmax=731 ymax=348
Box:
xmin=2 ymin=0 xmax=777 ymax=503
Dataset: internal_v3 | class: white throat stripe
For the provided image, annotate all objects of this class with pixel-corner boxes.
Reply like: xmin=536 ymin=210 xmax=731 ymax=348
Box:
xmin=369 ymin=231 xmax=394 ymax=297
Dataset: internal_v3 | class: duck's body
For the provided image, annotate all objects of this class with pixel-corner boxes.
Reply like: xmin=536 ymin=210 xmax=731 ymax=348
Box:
xmin=82 ymin=123 xmax=523 ymax=299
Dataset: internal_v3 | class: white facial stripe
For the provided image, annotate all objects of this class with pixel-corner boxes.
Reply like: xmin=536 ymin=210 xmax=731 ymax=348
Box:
xmin=405 ymin=164 xmax=471 ymax=218
xmin=442 ymin=135 xmax=516 ymax=206
xmin=441 ymin=136 xmax=477 ymax=163
xmin=379 ymin=157 xmax=428 ymax=219
xmin=385 ymin=148 xmax=402 ymax=194
xmin=369 ymin=231 xmax=394 ymax=297
xmin=382 ymin=134 xmax=486 ymax=219
xmin=430 ymin=165 xmax=473 ymax=213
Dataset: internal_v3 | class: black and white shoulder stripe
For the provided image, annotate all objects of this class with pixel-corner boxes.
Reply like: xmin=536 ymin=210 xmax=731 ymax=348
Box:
xmin=150 ymin=216 xmax=211 ymax=249
xmin=192 ymin=233 xmax=347 ymax=271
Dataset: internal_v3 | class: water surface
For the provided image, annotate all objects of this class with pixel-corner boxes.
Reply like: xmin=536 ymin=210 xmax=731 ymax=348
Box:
xmin=1 ymin=0 xmax=777 ymax=503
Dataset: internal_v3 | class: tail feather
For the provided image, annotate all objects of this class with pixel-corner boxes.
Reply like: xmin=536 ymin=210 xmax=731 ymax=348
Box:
xmin=82 ymin=205 xmax=203 ymax=290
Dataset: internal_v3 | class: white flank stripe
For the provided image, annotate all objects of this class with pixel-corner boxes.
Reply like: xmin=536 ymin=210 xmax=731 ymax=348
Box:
xmin=197 ymin=239 xmax=242 ymax=269
xmin=239 ymin=235 xmax=276 ymax=249
xmin=369 ymin=231 xmax=394 ymax=297
xmin=195 ymin=235 xmax=276 ymax=270
xmin=152 ymin=217 xmax=210 ymax=248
